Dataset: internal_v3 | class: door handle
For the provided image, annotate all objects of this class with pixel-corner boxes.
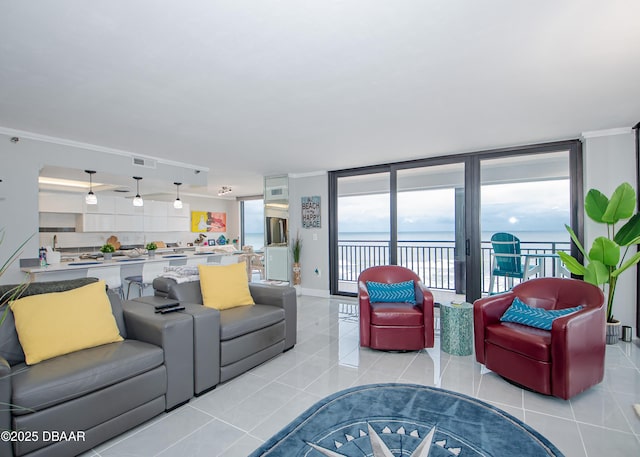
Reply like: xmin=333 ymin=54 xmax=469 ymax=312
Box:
xmin=465 ymin=239 xmax=470 ymax=256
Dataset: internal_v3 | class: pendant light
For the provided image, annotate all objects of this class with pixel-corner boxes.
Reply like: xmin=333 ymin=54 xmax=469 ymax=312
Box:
xmin=85 ymin=170 xmax=97 ymax=205
xmin=173 ymin=182 xmax=183 ymax=209
xmin=132 ymin=176 xmax=144 ymax=207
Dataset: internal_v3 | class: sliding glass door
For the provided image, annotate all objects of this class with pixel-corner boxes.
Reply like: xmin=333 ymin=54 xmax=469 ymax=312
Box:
xmin=480 ymin=151 xmax=571 ymax=295
xmin=396 ymin=163 xmax=466 ymax=304
xmin=334 ymin=171 xmax=390 ymax=294
xmin=329 ymin=140 xmax=582 ymax=303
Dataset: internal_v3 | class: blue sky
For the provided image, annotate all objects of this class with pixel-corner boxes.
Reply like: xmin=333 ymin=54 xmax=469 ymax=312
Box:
xmin=338 ymin=180 xmax=570 ymax=234
xmin=243 ymin=179 xmax=571 ymax=240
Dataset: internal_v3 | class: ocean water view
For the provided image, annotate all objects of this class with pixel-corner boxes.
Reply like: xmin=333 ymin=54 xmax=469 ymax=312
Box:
xmin=339 ymin=230 xmax=570 ymax=244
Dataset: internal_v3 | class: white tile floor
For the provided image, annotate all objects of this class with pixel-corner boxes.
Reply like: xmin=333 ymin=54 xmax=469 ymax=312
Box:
xmin=84 ymin=295 xmax=640 ymax=457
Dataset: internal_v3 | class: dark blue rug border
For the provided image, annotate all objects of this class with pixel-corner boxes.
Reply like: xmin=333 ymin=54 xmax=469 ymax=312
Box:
xmin=249 ymin=383 xmax=564 ymax=457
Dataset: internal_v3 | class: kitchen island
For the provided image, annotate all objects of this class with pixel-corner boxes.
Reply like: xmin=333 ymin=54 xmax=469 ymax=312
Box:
xmin=20 ymin=251 xmax=234 ymax=283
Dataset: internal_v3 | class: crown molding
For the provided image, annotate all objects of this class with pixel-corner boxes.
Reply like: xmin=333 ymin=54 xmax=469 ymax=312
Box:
xmin=288 ymin=170 xmax=327 ymax=179
xmin=0 ymin=126 xmax=209 ymax=172
xmin=581 ymin=127 xmax=633 ymax=139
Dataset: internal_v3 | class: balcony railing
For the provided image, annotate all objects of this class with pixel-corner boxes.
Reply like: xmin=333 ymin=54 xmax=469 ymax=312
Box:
xmin=337 ymin=238 xmax=571 ymax=294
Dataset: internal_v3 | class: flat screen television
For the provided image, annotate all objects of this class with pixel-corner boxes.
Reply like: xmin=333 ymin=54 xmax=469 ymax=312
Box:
xmin=266 ymin=217 xmax=288 ymax=245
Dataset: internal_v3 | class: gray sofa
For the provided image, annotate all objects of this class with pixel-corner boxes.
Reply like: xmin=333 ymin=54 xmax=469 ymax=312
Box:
xmin=150 ymin=278 xmax=297 ymax=393
xmin=0 ymin=278 xmax=194 ymax=457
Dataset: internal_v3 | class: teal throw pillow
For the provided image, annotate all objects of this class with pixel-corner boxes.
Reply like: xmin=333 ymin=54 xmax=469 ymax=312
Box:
xmin=500 ymin=297 xmax=583 ymax=330
xmin=366 ymin=280 xmax=416 ymax=304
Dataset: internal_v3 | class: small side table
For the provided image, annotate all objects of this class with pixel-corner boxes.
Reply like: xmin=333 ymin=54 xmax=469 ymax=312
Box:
xmin=441 ymin=302 xmax=474 ymax=356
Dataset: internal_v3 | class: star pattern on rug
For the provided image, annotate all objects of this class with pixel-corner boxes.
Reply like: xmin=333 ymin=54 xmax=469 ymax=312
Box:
xmin=306 ymin=423 xmax=462 ymax=456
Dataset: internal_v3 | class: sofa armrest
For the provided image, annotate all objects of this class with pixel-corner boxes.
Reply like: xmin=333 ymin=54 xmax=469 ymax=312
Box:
xmin=131 ymin=296 xmax=221 ymax=395
xmin=415 ymin=282 xmax=435 ymax=347
xmin=0 ymin=357 xmax=11 ymax=457
xmin=249 ymin=284 xmax=297 ymax=350
xmin=122 ymin=302 xmax=194 ymax=410
xmin=472 ymin=291 xmax=515 ymax=364
xmin=550 ymin=304 xmax=606 ymax=399
xmin=358 ymin=281 xmax=372 ymax=347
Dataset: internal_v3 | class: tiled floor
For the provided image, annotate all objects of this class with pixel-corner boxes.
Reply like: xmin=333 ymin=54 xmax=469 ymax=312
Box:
xmin=85 ymin=295 xmax=640 ymax=457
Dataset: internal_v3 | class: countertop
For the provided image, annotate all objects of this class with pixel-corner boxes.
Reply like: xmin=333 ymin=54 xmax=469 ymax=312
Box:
xmin=20 ymin=250 xmax=236 ymax=274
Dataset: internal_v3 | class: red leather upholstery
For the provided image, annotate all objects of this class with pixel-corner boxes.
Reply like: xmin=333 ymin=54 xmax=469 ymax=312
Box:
xmin=359 ymin=265 xmax=435 ymax=351
xmin=474 ymin=277 xmax=605 ymax=399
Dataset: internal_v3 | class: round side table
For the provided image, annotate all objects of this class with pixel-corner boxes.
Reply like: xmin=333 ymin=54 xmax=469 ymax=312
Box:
xmin=441 ymin=302 xmax=473 ymax=356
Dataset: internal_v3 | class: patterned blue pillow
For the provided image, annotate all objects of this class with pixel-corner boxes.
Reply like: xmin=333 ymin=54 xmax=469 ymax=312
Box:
xmin=366 ymin=280 xmax=416 ymax=304
xmin=500 ymin=297 xmax=583 ymax=330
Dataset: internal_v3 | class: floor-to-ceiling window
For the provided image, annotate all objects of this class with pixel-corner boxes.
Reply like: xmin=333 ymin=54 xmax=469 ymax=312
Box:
xmin=329 ymin=140 xmax=582 ymax=303
xmin=240 ymin=198 xmax=264 ymax=250
xmin=396 ymin=163 xmax=466 ymax=303
xmin=333 ymin=170 xmax=390 ymax=294
xmin=479 ymin=152 xmax=571 ymax=294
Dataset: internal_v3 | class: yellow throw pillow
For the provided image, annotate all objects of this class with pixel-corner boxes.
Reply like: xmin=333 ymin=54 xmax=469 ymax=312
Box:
xmin=10 ymin=280 xmax=123 ymax=365
xmin=198 ymin=262 xmax=255 ymax=310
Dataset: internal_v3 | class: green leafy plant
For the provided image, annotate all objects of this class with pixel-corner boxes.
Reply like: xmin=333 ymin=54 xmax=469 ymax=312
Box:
xmin=0 ymin=229 xmax=33 ymax=327
xmin=99 ymin=243 xmax=116 ymax=253
xmin=558 ymin=182 xmax=640 ymax=323
xmin=291 ymin=234 xmax=302 ymax=263
xmin=145 ymin=242 xmax=158 ymax=251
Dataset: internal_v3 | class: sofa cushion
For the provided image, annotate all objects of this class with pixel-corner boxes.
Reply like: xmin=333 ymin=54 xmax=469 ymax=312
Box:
xmin=500 ymin=297 xmax=583 ymax=330
xmin=10 ymin=281 xmax=123 ymax=364
xmin=199 ymin=263 xmax=255 ymax=310
xmin=220 ymin=304 xmax=285 ymax=341
xmin=0 ymin=278 xmax=101 ymax=366
xmin=11 ymin=339 xmax=164 ymax=414
xmin=370 ymin=302 xmax=424 ymax=327
xmin=366 ymin=280 xmax=416 ymax=304
xmin=485 ymin=322 xmax=552 ymax=362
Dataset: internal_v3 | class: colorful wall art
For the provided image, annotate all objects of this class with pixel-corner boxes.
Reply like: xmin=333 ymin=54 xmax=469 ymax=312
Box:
xmin=301 ymin=196 xmax=321 ymax=228
xmin=191 ymin=211 xmax=227 ymax=232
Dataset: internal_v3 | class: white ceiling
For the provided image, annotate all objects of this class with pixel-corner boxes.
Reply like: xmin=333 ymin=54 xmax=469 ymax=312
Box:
xmin=1 ymin=1 xmax=639 ymax=197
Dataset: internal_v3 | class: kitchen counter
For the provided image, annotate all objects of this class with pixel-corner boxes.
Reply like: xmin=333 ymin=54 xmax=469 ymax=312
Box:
xmin=21 ymin=251 xmax=238 ymax=282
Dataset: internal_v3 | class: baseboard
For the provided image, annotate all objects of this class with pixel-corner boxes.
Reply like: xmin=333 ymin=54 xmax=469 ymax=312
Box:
xmin=298 ymin=287 xmax=330 ymax=298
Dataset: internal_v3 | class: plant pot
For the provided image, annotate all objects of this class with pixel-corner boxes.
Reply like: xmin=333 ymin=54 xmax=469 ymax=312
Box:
xmin=292 ymin=262 xmax=301 ymax=285
xmin=148 ymin=250 xmax=156 ymax=259
xmin=606 ymin=320 xmax=621 ymax=345
xmin=103 ymin=252 xmax=113 ymax=261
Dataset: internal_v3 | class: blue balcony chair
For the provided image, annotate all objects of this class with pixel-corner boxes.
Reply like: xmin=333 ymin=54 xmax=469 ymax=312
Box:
xmin=488 ymin=232 xmax=541 ymax=294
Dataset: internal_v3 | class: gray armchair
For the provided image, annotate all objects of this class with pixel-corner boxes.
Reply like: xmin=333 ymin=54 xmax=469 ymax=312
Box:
xmin=148 ymin=278 xmax=297 ymax=394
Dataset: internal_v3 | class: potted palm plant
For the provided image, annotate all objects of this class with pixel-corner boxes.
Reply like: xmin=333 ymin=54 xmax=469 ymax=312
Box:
xmin=558 ymin=182 xmax=640 ymax=343
xmin=100 ymin=243 xmax=116 ymax=261
xmin=291 ymin=234 xmax=302 ymax=285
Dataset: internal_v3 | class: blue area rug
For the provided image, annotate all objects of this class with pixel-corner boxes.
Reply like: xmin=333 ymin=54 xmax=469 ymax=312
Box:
xmin=249 ymin=383 xmax=563 ymax=456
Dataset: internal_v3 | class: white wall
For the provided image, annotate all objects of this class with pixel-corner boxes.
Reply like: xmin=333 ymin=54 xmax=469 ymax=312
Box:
xmin=582 ymin=129 xmax=637 ymax=327
xmin=0 ymin=133 xmax=235 ymax=284
xmin=288 ymin=172 xmax=330 ymax=297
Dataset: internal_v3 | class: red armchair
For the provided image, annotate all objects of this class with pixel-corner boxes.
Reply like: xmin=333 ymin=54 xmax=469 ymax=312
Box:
xmin=358 ymin=265 xmax=435 ymax=351
xmin=474 ymin=277 xmax=605 ymax=399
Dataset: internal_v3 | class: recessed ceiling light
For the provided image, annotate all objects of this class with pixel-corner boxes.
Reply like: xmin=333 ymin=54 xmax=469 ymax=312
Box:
xmin=38 ymin=176 xmax=103 ymax=189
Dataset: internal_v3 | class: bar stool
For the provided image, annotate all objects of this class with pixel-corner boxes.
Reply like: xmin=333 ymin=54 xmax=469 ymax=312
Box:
xmin=186 ymin=256 xmax=209 ymax=266
xmin=88 ymin=265 xmax=123 ymax=299
xmin=125 ymin=260 xmax=170 ymax=299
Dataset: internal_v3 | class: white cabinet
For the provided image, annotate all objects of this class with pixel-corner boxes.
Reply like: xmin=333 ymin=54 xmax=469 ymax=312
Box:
xmin=83 ymin=195 xmax=115 ymax=214
xmin=42 ymin=192 xmax=189 ymax=233
xmin=39 ymin=192 xmax=84 ymax=213
xmin=115 ymin=214 xmax=144 ymax=232
xmin=168 ymin=203 xmax=190 ymax=218
xmin=265 ymin=246 xmax=289 ymax=281
xmin=77 ymin=213 xmax=116 ymax=232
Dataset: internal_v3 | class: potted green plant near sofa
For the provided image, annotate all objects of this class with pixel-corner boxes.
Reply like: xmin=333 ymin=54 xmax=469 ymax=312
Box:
xmin=100 ymin=243 xmax=116 ymax=261
xmin=145 ymin=242 xmax=158 ymax=258
xmin=558 ymin=182 xmax=640 ymax=343
xmin=291 ymin=234 xmax=301 ymax=285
